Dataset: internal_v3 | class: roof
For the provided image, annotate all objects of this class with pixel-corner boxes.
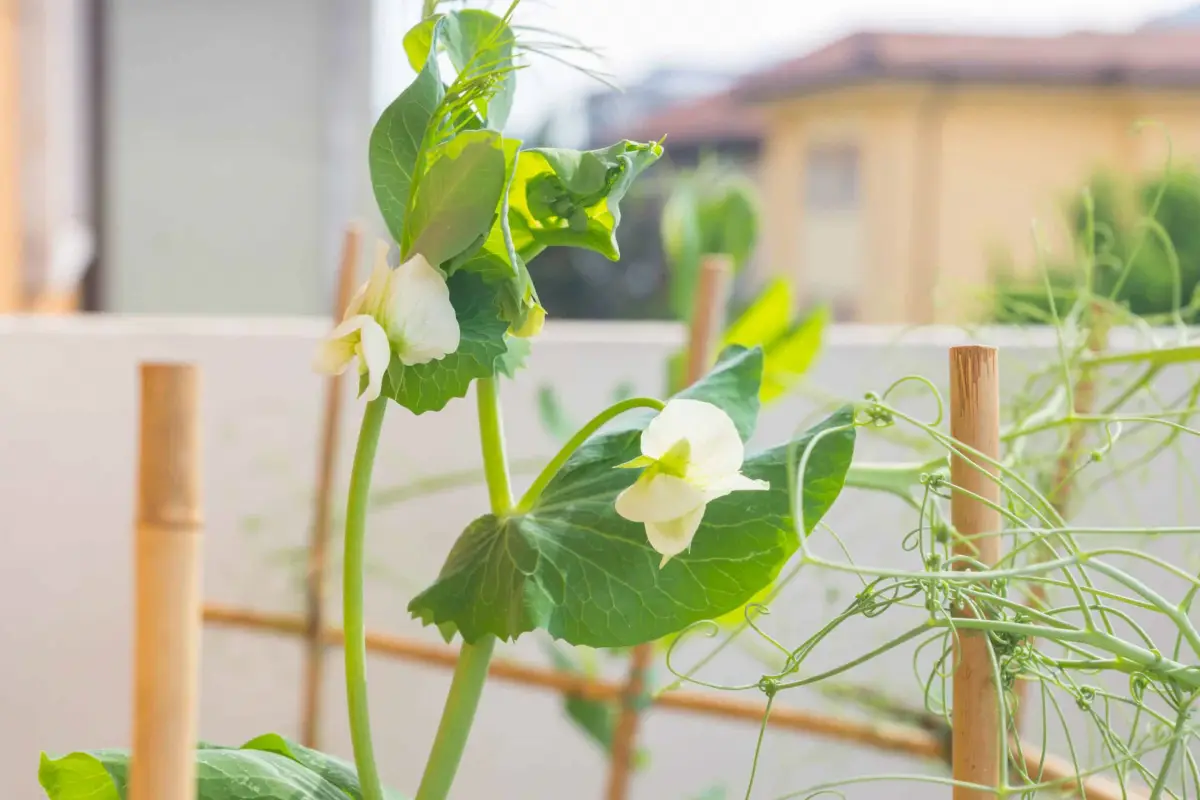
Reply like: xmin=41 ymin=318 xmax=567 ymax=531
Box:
xmin=600 ymin=88 xmax=766 ymax=147
xmin=1141 ymin=4 xmax=1200 ymax=30
xmin=736 ymin=30 xmax=1200 ymax=100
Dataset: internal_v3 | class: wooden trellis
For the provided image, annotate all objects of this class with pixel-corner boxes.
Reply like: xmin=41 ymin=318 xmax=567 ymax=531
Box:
xmin=126 ymin=227 xmax=1142 ymax=800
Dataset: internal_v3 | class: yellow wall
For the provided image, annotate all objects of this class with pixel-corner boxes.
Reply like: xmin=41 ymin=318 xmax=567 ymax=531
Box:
xmin=758 ymin=83 xmax=1200 ymax=323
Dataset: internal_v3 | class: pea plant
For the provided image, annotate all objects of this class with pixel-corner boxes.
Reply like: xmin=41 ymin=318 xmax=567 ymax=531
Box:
xmin=35 ymin=4 xmax=1200 ymax=800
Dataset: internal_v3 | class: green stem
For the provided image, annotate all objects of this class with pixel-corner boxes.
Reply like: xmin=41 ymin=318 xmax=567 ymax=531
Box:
xmin=1150 ymin=700 xmax=1192 ymax=800
xmin=938 ymin=617 xmax=1200 ymax=692
xmin=842 ymin=461 xmax=940 ymax=508
xmin=415 ymin=377 xmax=512 ymax=800
xmin=476 ymin=376 xmax=514 ymax=514
xmin=516 ymin=396 xmax=664 ymax=512
xmin=344 ymin=398 xmax=388 ymax=800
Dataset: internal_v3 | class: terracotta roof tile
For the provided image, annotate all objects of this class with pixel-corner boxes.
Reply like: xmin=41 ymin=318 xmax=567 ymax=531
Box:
xmin=737 ymin=30 xmax=1200 ymax=98
xmin=597 ymin=89 xmax=766 ymax=146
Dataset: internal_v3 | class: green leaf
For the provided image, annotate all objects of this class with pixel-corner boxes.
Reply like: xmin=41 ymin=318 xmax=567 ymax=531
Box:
xmin=409 ymin=346 xmax=857 ymax=647
xmin=401 ymin=19 xmax=435 ymax=71
xmin=402 ymin=10 xmax=517 ymax=130
xmin=509 ymin=140 xmax=664 ymax=260
xmin=443 ymin=10 xmax=517 ymax=130
xmin=449 ymin=139 xmax=661 ymax=332
xmin=496 ymin=335 xmax=531 ymax=379
xmin=404 ymin=130 xmax=508 ymax=266
xmin=673 ymin=346 xmax=761 ymax=441
xmin=38 ymin=751 xmax=123 ymax=800
xmin=661 ymin=163 xmax=760 ymax=320
xmin=372 ymin=271 xmax=509 ymax=414
xmin=723 ymin=279 xmax=793 ymax=350
xmin=451 ymin=137 xmax=523 ymax=283
xmin=699 ymin=175 xmax=758 ymax=270
xmin=370 ymin=19 xmax=446 ymax=245
xmin=38 ymin=736 xmax=410 ymax=800
xmin=719 ymin=279 xmax=827 ymax=405
xmin=760 ymin=305 xmax=829 ymax=403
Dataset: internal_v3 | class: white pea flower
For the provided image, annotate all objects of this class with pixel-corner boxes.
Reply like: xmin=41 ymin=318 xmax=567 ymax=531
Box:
xmin=614 ymin=398 xmax=769 ymax=567
xmin=314 ymin=244 xmax=460 ymax=401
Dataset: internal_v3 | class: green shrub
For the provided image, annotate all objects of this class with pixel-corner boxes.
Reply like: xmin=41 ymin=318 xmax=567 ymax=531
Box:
xmin=992 ymin=167 xmax=1200 ymax=323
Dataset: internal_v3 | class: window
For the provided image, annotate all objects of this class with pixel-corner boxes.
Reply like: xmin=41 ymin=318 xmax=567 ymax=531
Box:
xmin=805 ymin=143 xmax=860 ymax=211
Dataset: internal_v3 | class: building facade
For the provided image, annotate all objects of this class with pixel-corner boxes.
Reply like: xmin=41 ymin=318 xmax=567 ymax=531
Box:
xmin=733 ymin=31 xmax=1200 ymax=323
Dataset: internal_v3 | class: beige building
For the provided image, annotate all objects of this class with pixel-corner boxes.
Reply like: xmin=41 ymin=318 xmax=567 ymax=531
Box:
xmin=643 ymin=30 xmax=1200 ymax=324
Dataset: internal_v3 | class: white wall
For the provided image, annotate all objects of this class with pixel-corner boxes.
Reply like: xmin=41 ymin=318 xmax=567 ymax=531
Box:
xmin=1 ymin=318 xmax=1197 ymax=799
xmin=103 ymin=0 xmax=376 ymax=314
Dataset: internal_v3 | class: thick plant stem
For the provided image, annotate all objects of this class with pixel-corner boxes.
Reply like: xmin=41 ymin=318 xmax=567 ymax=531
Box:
xmin=416 ymin=636 xmax=497 ymax=800
xmin=475 ymin=376 xmax=514 ymax=515
xmin=344 ymin=397 xmax=388 ymax=800
xmin=415 ymin=377 xmax=511 ymax=800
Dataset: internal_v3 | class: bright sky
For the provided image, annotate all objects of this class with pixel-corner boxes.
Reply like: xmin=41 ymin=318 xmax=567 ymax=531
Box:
xmin=378 ymin=0 xmax=1197 ymax=134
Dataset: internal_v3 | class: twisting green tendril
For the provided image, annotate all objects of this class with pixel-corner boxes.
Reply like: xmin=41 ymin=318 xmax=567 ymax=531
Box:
xmin=673 ymin=287 xmax=1200 ymax=799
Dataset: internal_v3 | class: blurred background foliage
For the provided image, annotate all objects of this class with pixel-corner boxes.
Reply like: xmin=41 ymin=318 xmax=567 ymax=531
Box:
xmin=992 ymin=166 xmax=1200 ymax=323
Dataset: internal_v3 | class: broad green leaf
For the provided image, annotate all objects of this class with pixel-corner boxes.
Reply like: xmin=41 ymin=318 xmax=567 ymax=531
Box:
xmin=370 ymin=19 xmax=446 ymax=245
xmin=509 ymin=140 xmax=663 ymax=260
xmin=371 ymin=271 xmax=510 ymax=414
xmin=402 ymin=10 xmax=517 ymax=130
xmin=760 ymin=305 xmax=829 ymax=403
xmin=239 ymin=734 xmax=408 ymax=799
xmin=404 ymin=130 xmax=508 ymax=266
xmin=38 ymin=735 xmax=411 ymax=800
xmin=409 ymin=346 xmax=857 ymax=647
xmin=451 ymin=137 xmax=524 ymax=283
xmin=38 ymin=751 xmax=123 ymax=800
xmin=451 ymin=139 xmax=660 ymax=332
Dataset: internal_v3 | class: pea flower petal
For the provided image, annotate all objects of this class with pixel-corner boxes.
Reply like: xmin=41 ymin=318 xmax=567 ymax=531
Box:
xmin=645 ymin=506 xmax=707 ymax=566
xmin=642 ymin=398 xmax=744 ymax=481
xmin=614 ymin=474 xmax=706 ymax=523
xmin=313 ymin=242 xmax=461 ymax=400
xmin=388 ymin=253 xmax=460 ymax=366
xmin=313 ymin=314 xmax=391 ymax=401
xmin=615 ymin=398 xmax=769 ymax=567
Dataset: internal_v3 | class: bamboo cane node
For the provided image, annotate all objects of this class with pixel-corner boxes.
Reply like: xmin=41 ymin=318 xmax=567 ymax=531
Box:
xmin=137 ymin=515 xmax=203 ymax=532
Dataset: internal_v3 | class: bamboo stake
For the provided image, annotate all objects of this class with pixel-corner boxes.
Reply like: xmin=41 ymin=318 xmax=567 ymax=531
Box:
xmin=299 ymin=224 xmax=363 ymax=748
xmin=203 ymin=604 xmax=1141 ymax=799
xmin=130 ymin=364 xmax=203 ymax=800
xmin=606 ymin=254 xmax=733 ymax=800
xmin=949 ymin=346 xmax=1003 ymax=800
xmin=203 ymin=604 xmax=941 ymax=759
